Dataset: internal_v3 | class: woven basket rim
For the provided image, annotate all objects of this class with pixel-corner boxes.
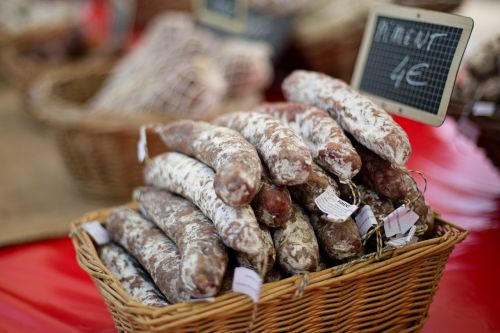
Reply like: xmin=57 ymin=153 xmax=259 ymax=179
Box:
xmin=27 ymin=62 xmax=176 ymax=131
xmin=27 ymin=62 xmax=253 ymax=132
xmin=70 ymin=203 xmax=467 ymax=329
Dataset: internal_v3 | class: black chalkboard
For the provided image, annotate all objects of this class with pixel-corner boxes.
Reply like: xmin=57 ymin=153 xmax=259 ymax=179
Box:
xmin=195 ymin=0 xmax=246 ymax=33
xmin=360 ymin=16 xmax=462 ymax=115
xmin=205 ymin=0 xmax=238 ymax=19
xmin=352 ymin=5 xmax=473 ymax=126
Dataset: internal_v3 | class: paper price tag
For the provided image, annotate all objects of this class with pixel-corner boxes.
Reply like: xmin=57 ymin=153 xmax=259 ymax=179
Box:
xmin=137 ymin=126 xmax=148 ymax=162
xmin=405 ymin=225 xmax=417 ymax=242
xmin=383 ymin=205 xmax=419 ymax=238
xmin=355 ymin=205 xmax=378 ymax=237
xmin=82 ymin=221 xmax=110 ymax=245
xmin=387 ymin=226 xmax=418 ymax=248
xmin=314 ymin=187 xmax=358 ymax=221
xmin=472 ymin=101 xmax=495 ymax=117
xmin=232 ymin=267 xmax=262 ymax=303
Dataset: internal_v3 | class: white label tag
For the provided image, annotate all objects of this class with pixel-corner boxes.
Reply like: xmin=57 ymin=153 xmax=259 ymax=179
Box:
xmin=355 ymin=205 xmax=378 ymax=237
xmin=137 ymin=126 xmax=148 ymax=162
xmin=383 ymin=205 xmax=419 ymax=238
xmin=472 ymin=101 xmax=495 ymax=117
xmin=232 ymin=267 xmax=262 ymax=303
xmin=314 ymin=187 xmax=358 ymax=221
xmin=387 ymin=226 xmax=418 ymax=248
xmin=405 ymin=225 xmax=417 ymax=243
xmin=82 ymin=221 xmax=110 ymax=245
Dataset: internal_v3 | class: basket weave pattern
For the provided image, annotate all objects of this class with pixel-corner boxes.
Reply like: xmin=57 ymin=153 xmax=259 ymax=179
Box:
xmin=30 ymin=65 xmax=170 ymax=199
xmin=55 ymin=129 xmax=165 ymax=199
xmin=71 ymin=207 xmax=467 ymax=332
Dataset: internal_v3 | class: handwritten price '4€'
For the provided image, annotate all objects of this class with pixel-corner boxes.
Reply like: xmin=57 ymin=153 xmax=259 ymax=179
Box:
xmin=384 ymin=30 xmax=448 ymax=89
xmin=390 ymin=55 xmax=429 ymax=88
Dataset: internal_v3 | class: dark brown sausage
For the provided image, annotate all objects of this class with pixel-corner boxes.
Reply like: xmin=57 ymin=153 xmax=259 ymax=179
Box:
xmin=251 ymin=173 xmax=292 ymax=228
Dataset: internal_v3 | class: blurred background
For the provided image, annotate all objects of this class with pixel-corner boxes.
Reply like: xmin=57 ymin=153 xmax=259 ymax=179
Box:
xmin=2 ymin=0 xmax=497 ymax=247
xmin=1 ymin=0 xmax=498 ymax=247
xmin=0 ymin=0 xmax=499 ymax=331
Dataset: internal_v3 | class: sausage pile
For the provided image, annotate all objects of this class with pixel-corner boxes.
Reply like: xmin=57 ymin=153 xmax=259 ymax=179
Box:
xmin=95 ymin=70 xmax=434 ymax=306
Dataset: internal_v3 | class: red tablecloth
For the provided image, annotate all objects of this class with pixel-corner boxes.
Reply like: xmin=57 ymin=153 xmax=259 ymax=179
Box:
xmin=1 ymin=117 xmax=499 ymax=333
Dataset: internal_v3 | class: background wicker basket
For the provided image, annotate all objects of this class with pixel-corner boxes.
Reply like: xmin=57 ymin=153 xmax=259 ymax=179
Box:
xmin=135 ymin=0 xmax=193 ymax=29
xmin=29 ymin=62 xmax=261 ymax=200
xmin=0 ymin=27 xmax=88 ymax=118
xmin=71 ymin=206 xmax=467 ymax=332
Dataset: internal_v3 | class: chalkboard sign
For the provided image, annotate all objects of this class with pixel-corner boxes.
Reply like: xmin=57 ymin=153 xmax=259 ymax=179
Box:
xmin=194 ymin=0 xmax=247 ymax=33
xmin=351 ymin=5 xmax=473 ymax=126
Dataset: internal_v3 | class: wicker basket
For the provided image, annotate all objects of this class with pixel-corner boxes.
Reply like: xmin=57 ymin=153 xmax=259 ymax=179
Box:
xmin=71 ymin=206 xmax=467 ymax=332
xmin=135 ymin=0 xmax=193 ymax=28
xmin=29 ymin=63 xmax=261 ymax=200
xmin=0 ymin=28 xmax=89 ymax=118
xmin=0 ymin=3 xmax=75 ymax=49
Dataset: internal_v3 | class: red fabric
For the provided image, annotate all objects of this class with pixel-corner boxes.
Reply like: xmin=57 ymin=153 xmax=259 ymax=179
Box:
xmin=0 ymin=117 xmax=499 ymax=333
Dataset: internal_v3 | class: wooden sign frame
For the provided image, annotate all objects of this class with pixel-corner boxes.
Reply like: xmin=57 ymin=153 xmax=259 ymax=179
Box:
xmin=351 ymin=4 xmax=473 ymax=126
xmin=194 ymin=0 xmax=247 ymax=33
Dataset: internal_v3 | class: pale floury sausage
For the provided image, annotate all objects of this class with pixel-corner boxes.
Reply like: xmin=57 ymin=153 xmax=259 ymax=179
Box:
xmin=282 ymin=70 xmax=411 ymax=165
xmin=144 ymin=152 xmax=267 ymax=257
xmin=155 ymin=120 xmax=262 ymax=207
xmin=106 ymin=207 xmax=190 ymax=303
xmin=256 ymin=102 xmax=361 ymax=182
xmin=214 ymin=111 xmax=312 ymax=186
xmin=99 ymin=243 xmax=168 ymax=307
xmin=273 ymin=204 xmax=319 ymax=275
xmin=134 ymin=187 xmax=228 ymax=297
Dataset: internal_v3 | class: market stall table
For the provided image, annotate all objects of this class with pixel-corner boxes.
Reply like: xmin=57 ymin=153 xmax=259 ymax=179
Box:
xmin=0 ymin=117 xmax=499 ymax=333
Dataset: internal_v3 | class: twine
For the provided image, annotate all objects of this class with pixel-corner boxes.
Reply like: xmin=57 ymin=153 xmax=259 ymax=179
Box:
xmin=395 ymin=166 xmax=428 ymax=210
xmin=346 ymin=181 xmax=360 ymax=206
xmin=332 ymin=252 xmax=378 ymax=277
xmin=362 ymin=222 xmax=385 ymax=259
xmin=293 ymin=272 xmax=311 ymax=300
